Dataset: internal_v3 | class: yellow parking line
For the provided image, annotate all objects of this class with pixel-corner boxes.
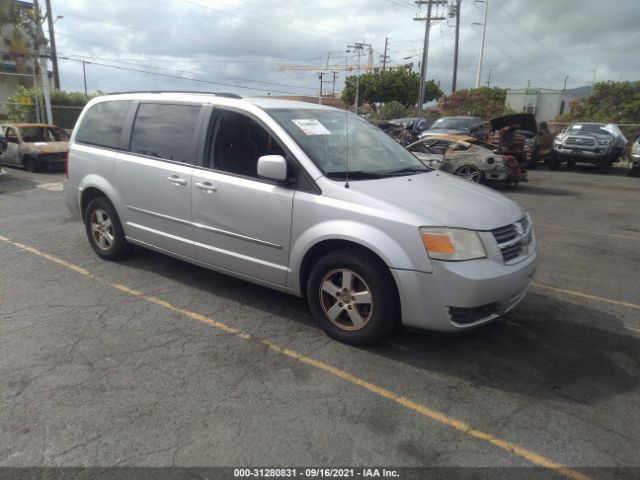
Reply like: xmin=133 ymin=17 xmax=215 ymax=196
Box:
xmin=532 ymin=282 xmax=640 ymax=310
xmin=536 ymin=223 xmax=640 ymax=241
xmin=0 ymin=234 xmax=590 ymax=480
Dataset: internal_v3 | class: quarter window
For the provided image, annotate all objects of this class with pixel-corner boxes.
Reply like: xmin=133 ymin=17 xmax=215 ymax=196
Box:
xmin=76 ymin=100 xmax=130 ymax=149
xmin=130 ymin=103 xmax=201 ymax=164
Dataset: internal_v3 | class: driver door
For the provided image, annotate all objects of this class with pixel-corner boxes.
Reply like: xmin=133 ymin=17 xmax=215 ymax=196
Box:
xmin=191 ymin=108 xmax=294 ymax=287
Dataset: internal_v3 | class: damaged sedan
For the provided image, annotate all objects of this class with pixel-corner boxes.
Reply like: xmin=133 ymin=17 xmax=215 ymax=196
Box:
xmin=407 ymin=134 xmax=525 ymax=186
xmin=0 ymin=123 xmax=69 ymax=173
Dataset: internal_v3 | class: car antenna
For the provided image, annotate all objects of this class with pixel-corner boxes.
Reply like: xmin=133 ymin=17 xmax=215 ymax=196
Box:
xmin=345 ymin=108 xmax=350 ymax=188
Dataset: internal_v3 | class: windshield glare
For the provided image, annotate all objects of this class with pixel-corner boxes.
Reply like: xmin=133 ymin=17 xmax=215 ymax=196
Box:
xmin=432 ymin=118 xmax=470 ymax=130
xmin=567 ymin=124 xmax=611 ymax=135
xmin=267 ymin=108 xmax=428 ymax=178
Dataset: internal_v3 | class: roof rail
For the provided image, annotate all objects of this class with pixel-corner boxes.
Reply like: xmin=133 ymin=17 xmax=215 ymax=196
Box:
xmin=104 ymin=90 xmax=242 ymax=99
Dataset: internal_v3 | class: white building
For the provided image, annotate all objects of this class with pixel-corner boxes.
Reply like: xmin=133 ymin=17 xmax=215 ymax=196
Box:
xmin=505 ymin=88 xmax=574 ymax=122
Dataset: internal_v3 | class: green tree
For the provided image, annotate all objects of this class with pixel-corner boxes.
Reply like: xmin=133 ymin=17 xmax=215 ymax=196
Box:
xmin=341 ymin=69 xmax=420 ymax=111
xmin=423 ymin=79 xmax=443 ymax=103
xmin=438 ymin=87 xmax=511 ymax=118
xmin=558 ymin=81 xmax=640 ymax=124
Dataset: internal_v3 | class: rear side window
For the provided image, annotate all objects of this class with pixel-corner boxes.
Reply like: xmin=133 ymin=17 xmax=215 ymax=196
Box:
xmin=129 ymin=103 xmax=201 ymax=164
xmin=75 ymin=100 xmax=130 ymax=149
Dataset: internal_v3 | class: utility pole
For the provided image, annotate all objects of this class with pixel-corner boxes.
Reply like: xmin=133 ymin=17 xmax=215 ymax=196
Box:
xmin=347 ymin=42 xmax=371 ymax=115
xmin=588 ymin=65 xmax=598 ymax=93
xmin=82 ymin=60 xmax=88 ymax=95
xmin=318 ymin=72 xmax=324 ymax=104
xmin=474 ymin=0 xmax=489 ymax=88
xmin=563 ymin=75 xmax=570 ymax=91
xmin=44 ymin=0 xmax=60 ymax=89
xmin=33 ymin=0 xmax=53 ymax=124
xmin=414 ymin=0 xmax=446 ymax=111
xmin=381 ymin=37 xmax=389 ymax=71
xmin=485 ymin=67 xmax=492 ymax=87
xmin=450 ymin=0 xmax=461 ymax=93
xmin=331 ymin=71 xmax=338 ymax=98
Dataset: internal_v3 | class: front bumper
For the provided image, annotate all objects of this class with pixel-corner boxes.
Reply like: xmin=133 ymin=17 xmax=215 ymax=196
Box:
xmin=391 ymin=248 xmax=537 ymax=332
xmin=553 ymin=146 xmax=611 ymax=163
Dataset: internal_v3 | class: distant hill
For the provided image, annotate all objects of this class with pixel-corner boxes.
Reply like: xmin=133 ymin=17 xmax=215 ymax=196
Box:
xmin=565 ymin=86 xmax=592 ymax=98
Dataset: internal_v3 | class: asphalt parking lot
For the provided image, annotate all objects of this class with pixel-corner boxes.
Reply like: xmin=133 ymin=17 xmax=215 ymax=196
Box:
xmin=1 ymin=164 xmax=639 ymax=479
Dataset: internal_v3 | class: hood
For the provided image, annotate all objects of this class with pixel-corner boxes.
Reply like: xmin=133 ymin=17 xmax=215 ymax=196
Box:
xmin=490 ymin=114 xmax=537 ymax=134
xmin=25 ymin=141 xmax=68 ymax=154
xmin=350 ymin=171 xmax=524 ymax=230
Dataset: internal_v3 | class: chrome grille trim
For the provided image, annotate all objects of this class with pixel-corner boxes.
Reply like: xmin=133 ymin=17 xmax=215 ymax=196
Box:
xmin=491 ymin=216 xmax=533 ymax=264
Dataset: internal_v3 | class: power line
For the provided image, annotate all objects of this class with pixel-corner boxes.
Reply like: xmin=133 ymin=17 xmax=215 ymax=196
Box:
xmin=57 ymin=56 xmax=314 ymax=96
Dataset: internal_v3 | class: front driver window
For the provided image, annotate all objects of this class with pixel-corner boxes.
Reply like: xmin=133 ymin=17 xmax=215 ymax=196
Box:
xmin=210 ymin=110 xmax=284 ymax=178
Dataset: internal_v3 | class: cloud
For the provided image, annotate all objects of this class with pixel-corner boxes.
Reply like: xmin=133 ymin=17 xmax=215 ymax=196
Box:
xmin=47 ymin=0 xmax=638 ymax=97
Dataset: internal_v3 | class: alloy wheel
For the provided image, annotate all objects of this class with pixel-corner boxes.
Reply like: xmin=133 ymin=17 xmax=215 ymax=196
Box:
xmin=90 ymin=208 xmax=114 ymax=251
xmin=319 ymin=269 xmax=374 ymax=331
xmin=456 ymin=165 xmax=481 ymax=183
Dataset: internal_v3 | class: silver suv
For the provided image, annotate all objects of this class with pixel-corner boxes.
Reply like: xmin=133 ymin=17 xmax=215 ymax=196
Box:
xmin=64 ymin=92 xmax=537 ymax=345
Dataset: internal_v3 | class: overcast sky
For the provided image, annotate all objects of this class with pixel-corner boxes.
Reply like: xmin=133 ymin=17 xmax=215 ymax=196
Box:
xmin=48 ymin=0 xmax=639 ymax=98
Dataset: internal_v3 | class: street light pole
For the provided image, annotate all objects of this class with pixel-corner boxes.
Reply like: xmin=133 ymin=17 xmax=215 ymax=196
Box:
xmin=475 ymin=0 xmax=489 ymax=89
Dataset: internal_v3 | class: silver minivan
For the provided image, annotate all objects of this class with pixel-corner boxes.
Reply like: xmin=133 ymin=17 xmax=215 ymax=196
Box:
xmin=64 ymin=92 xmax=537 ymax=345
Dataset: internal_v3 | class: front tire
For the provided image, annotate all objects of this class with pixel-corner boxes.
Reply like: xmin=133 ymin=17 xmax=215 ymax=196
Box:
xmin=307 ymin=249 xmax=398 ymax=345
xmin=84 ymin=196 xmax=132 ymax=260
xmin=548 ymin=153 xmax=560 ymax=170
xmin=23 ymin=156 xmax=37 ymax=172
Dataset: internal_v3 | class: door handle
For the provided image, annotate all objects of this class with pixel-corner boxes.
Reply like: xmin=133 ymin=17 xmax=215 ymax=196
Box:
xmin=195 ymin=181 xmax=217 ymax=193
xmin=167 ymin=175 xmax=187 ymax=186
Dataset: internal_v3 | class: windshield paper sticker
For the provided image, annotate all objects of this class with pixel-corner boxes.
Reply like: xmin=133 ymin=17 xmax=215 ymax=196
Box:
xmin=292 ymin=119 xmax=331 ymax=136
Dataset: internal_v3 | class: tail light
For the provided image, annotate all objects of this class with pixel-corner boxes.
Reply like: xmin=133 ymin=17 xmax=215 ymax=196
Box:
xmin=65 ymin=147 xmax=69 ymax=179
xmin=504 ymin=155 xmax=520 ymax=176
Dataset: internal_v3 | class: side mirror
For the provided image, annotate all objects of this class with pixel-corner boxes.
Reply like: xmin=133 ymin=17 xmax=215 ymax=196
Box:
xmin=257 ymin=155 xmax=288 ymax=182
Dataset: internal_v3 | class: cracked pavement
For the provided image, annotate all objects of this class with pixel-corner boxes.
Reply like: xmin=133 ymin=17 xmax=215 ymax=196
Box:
xmin=0 ymin=165 xmax=639 ymax=474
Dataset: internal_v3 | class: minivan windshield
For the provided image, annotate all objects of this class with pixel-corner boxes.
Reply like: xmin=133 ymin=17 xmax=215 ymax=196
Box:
xmin=268 ymin=108 xmax=429 ymax=179
xmin=431 ymin=117 xmax=471 ymax=130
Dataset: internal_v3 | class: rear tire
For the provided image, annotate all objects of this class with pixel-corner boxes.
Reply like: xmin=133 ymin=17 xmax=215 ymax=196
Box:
xmin=454 ymin=165 xmax=484 ymax=184
xmin=84 ymin=196 xmax=132 ymax=260
xmin=307 ymin=249 xmax=398 ymax=345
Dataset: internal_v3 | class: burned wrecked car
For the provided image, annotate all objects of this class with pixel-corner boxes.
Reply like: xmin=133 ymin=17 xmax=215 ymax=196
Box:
xmin=488 ymin=113 xmax=554 ymax=169
xmin=0 ymin=123 xmax=69 ymax=172
xmin=407 ymin=134 xmax=525 ymax=186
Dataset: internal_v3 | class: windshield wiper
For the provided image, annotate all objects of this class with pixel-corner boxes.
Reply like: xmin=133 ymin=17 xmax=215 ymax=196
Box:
xmin=382 ymin=166 xmax=431 ymax=176
xmin=326 ymin=170 xmax=386 ymax=180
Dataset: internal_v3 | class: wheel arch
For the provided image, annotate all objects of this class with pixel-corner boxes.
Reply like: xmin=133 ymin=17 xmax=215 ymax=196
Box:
xmin=78 ymin=175 xmax=126 ymax=224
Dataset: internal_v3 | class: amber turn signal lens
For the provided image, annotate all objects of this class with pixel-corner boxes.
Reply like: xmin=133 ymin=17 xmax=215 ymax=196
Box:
xmin=422 ymin=232 xmax=456 ymax=254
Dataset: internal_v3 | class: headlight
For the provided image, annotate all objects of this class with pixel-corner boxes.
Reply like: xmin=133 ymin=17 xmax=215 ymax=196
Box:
xmin=420 ymin=227 xmax=486 ymax=261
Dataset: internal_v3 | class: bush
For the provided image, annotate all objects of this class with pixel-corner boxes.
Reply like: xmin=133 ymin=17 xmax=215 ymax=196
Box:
xmin=6 ymin=86 xmax=96 ymax=129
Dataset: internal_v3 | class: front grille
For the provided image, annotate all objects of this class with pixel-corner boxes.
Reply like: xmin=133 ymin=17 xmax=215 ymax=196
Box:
xmin=491 ymin=216 xmax=533 ymax=264
xmin=565 ymin=136 xmax=595 ymax=146
xmin=449 ymin=302 xmax=500 ymax=325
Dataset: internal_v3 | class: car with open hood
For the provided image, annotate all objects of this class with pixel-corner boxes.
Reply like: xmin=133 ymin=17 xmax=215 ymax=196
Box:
xmin=551 ymin=122 xmax=627 ymax=173
xmin=65 ymin=92 xmax=537 ymax=345
xmin=0 ymin=123 xmax=69 ymax=172
xmin=488 ymin=113 xmax=554 ymax=168
xmin=407 ymin=134 xmax=525 ymax=186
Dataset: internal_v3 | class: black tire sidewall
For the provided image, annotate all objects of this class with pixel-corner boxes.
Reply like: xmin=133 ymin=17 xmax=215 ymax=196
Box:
xmin=84 ymin=196 xmax=130 ymax=260
xmin=306 ymin=249 xmax=397 ymax=345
